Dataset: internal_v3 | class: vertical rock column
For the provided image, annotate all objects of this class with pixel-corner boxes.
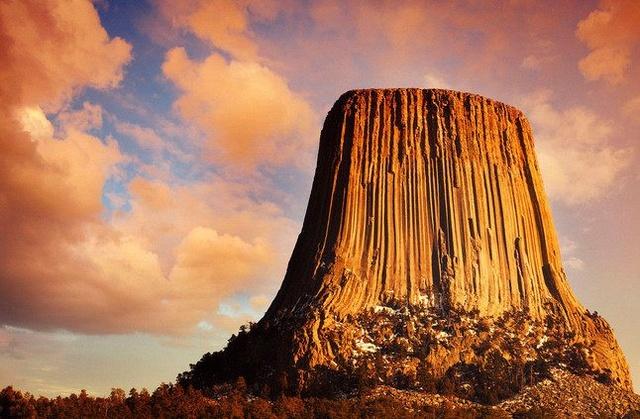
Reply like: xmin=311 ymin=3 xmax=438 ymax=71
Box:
xmin=267 ymin=88 xmax=580 ymax=320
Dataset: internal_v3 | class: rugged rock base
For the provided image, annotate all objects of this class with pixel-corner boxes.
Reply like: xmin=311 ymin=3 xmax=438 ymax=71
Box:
xmin=179 ymin=301 xmax=625 ymax=405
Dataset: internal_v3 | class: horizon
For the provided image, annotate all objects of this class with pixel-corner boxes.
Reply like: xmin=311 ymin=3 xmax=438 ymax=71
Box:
xmin=0 ymin=0 xmax=638 ymax=396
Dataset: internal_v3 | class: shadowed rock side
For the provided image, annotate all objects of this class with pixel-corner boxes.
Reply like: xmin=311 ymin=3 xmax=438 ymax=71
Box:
xmin=183 ymin=89 xmax=632 ymax=394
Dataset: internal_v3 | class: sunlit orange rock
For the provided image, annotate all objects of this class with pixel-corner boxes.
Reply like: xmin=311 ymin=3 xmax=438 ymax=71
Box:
xmin=264 ymin=88 xmax=631 ymax=388
xmin=270 ymin=88 xmax=579 ymax=318
xmin=185 ymin=89 xmax=632 ymax=393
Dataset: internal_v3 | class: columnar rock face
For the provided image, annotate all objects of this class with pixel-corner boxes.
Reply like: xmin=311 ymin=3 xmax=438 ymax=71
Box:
xmin=263 ymin=88 xmax=630 ymax=388
xmin=183 ymin=89 xmax=632 ymax=394
xmin=268 ymin=88 xmax=578 ymax=320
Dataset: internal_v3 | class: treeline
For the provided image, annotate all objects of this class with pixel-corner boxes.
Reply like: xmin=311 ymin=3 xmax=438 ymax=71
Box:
xmin=0 ymin=382 xmax=517 ymax=419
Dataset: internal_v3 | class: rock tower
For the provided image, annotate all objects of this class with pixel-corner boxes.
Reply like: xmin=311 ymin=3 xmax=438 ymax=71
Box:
xmin=183 ymin=89 xmax=632 ymax=393
xmin=269 ymin=88 xmax=578 ymax=319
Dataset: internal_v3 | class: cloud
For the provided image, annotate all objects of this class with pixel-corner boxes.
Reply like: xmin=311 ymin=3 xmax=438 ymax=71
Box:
xmin=169 ymin=227 xmax=273 ymax=306
xmin=58 ymin=102 xmax=104 ymax=133
xmin=623 ymin=96 xmax=640 ymax=120
xmin=559 ymin=236 xmax=585 ymax=271
xmin=2 ymin=105 xmax=122 ymax=227
xmin=424 ymin=73 xmax=450 ymax=89
xmin=163 ymin=47 xmax=316 ymax=170
xmin=0 ymin=116 xmax=125 ymax=333
xmin=155 ymin=0 xmax=317 ymax=171
xmin=0 ymin=0 xmax=131 ymax=111
xmin=0 ymin=0 xmax=131 ymax=256
xmin=0 ymin=101 xmax=126 ymax=330
xmin=577 ymin=0 xmax=640 ymax=84
xmin=38 ymin=226 xmax=277 ymax=335
xmin=121 ymin=175 xmax=298 ymax=252
xmin=0 ymin=160 xmax=295 ymax=336
xmin=156 ymin=0 xmax=290 ymax=62
xmin=0 ymin=104 xmax=297 ymax=335
xmin=578 ymin=47 xmax=630 ymax=85
xmin=521 ymin=90 xmax=631 ymax=205
xmin=128 ymin=178 xmax=174 ymax=211
xmin=113 ymin=120 xmax=192 ymax=162
xmin=159 ymin=0 xmax=257 ymax=61
xmin=0 ymin=0 xmax=295 ymax=336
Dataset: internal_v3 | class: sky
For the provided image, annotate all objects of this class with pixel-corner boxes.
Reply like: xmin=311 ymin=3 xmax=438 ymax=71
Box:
xmin=0 ymin=0 xmax=638 ymax=396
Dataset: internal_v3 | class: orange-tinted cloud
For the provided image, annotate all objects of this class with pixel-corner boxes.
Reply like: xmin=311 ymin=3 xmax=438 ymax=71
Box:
xmin=0 ymin=0 xmax=131 ymax=266
xmin=163 ymin=0 xmax=257 ymax=61
xmin=156 ymin=0 xmax=316 ymax=170
xmin=118 ymin=174 xmax=298 ymax=283
xmin=47 ymin=223 xmax=278 ymax=335
xmin=0 ymin=0 xmax=291 ymax=336
xmin=1 ymin=110 xmax=293 ymax=335
xmin=577 ymin=0 xmax=640 ymax=84
xmin=155 ymin=0 xmax=291 ymax=60
xmin=163 ymin=47 xmax=315 ymax=169
xmin=0 ymin=110 xmax=125 ymax=332
xmin=0 ymin=0 xmax=131 ymax=111
xmin=168 ymin=227 xmax=273 ymax=312
xmin=128 ymin=177 xmax=174 ymax=211
xmin=623 ymin=96 xmax=640 ymax=119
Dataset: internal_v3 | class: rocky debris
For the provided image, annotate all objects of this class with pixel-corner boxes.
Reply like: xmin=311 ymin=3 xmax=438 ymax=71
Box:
xmin=500 ymin=369 xmax=640 ymax=418
xmin=356 ymin=370 xmax=640 ymax=418
xmin=360 ymin=385 xmax=510 ymax=416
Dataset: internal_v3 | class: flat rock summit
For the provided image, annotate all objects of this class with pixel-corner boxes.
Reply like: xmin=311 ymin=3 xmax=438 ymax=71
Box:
xmin=180 ymin=89 xmax=634 ymax=410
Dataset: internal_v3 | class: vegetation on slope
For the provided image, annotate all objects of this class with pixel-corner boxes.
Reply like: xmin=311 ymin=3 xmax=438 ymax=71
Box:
xmin=179 ymin=302 xmax=614 ymax=403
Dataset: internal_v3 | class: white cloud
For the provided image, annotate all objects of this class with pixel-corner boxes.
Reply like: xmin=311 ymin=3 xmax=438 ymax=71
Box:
xmin=565 ymin=257 xmax=585 ymax=271
xmin=424 ymin=72 xmax=450 ymax=89
xmin=521 ymin=90 xmax=631 ymax=205
xmin=559 ymin=236 xmax=585 ymax=271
